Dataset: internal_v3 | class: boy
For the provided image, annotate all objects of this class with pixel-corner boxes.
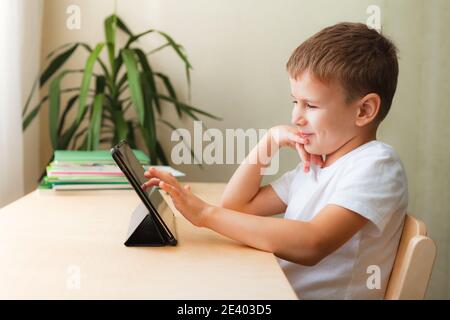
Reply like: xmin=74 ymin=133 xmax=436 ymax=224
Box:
xmin=142 ymin=22 xmax=408 ymax=299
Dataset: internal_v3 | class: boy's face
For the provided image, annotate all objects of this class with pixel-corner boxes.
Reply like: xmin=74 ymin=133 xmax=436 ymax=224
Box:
xmin=290 ymin=71 xmax=359 ymax=157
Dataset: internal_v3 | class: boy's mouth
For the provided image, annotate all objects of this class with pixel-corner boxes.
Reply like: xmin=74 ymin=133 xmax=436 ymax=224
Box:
xmin=299 ymin=131 xmax=314 ymax=138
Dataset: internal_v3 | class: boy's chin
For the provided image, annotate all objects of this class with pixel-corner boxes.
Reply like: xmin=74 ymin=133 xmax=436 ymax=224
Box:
xmin=304 ymin=144 xmax=315 ymax=154
xmin=305 ymin=144 xmax=322 ymax=157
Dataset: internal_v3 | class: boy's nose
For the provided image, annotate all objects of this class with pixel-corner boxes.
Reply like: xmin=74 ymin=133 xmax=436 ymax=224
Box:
xmin=292 ymin=116 xmax=308 ymax=127
xmin=291 ymin=108 xmax=307 ymax=126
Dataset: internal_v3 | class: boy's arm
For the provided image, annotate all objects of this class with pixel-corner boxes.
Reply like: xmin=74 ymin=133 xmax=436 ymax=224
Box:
xmin=154 ymin=170 xmax=367 ymax=266
xmin=233 ymin=185 xmax=287 ymax=216
xmin=203 ymin=204 xmax=368 ymax=266
xmin=220 ymin=126 xmax=315 ymax=216
xmin=220 ymin=132 xmax=285 ymax=216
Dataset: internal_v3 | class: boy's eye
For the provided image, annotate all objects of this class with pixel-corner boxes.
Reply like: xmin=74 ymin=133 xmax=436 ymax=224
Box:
xmin=292 ymin=101 xmax=318 ymax=109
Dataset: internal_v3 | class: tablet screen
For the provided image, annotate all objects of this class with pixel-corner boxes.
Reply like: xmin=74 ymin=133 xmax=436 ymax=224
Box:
xmin=113 ymin=142 xmax=176 ymax=239
xmin=118 ymin=144 xmax=151 ymax=196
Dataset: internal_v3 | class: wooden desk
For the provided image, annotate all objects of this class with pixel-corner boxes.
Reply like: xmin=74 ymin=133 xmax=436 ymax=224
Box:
xmin=0 ymin=183 xmax=296 ymax=299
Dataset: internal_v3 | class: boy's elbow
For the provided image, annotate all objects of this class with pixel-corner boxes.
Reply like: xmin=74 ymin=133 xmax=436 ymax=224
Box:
xmin=218 ymin=198 xmax=234 ymax=209
xmin=293 ymin=249 xmax=325 ymax=267
xmin=219 ymin=197 xmax=247 ymax=212
xmin=302 ymin=235 xmax=329 ymax=266
xmin=307 ymin=238 xmax=329 ymax=266
xmin=274 ymin=233 xmax=327 ymax=267
xmin=218 ymin=192 xmax=234 ymax=208
xmin=274 ymin=250 xmax=321 ymax=267
xmin=303 ymin=251 xmax=326 ymax=266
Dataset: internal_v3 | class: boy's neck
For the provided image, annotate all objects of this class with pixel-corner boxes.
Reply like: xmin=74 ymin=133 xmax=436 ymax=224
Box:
xmin=323 ymin=130 xmax=377 ymax=168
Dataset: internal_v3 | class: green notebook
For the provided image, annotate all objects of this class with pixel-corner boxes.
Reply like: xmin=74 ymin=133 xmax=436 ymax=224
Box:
xmin=53 ymin=149 xmax=150 ymax=164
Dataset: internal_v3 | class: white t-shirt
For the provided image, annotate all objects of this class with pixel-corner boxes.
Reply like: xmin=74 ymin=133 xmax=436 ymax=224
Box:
xmin=270 ymin=140 xmax=408 ymax=300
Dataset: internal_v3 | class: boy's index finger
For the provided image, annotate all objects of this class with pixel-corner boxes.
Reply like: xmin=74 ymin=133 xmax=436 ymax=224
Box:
xmin=288 ymin=132 xmax=305 ymax=144
xmin=149 ymin=167 xmax=179 ymax=188
xmin=142 ymin=178 xmax=160 ymax=190
xmin=295 ymin=143 xmax=311 ymax=173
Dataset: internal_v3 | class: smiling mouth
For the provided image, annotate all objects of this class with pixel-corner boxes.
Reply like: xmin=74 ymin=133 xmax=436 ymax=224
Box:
xmin=299 ymin=132 xmax=314 ymax=138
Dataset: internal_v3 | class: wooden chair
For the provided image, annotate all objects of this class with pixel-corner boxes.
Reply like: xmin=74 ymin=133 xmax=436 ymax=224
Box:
xmin=385 ymin=214 xmax=437 ymax=299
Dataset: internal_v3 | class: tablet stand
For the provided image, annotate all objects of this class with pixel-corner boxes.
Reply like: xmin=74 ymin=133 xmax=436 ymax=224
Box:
xmin=124 ymin=203 xmax=167 ymax=246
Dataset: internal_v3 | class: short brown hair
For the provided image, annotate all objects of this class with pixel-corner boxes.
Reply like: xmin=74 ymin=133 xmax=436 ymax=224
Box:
xmin=286 ymin=22 xmax=398 ymax=122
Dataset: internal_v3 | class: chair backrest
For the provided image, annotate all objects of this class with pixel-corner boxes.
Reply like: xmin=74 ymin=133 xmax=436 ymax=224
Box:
xmin=385 ymin=214 xmax=437 ymax=299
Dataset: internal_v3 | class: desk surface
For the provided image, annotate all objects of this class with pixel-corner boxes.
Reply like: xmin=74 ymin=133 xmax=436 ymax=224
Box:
xmin=0 ymin=183 xmax=296 ymax=299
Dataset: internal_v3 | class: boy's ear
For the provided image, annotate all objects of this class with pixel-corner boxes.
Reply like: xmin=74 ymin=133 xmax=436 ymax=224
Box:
xmin=355 ymin=93 xmax=381 ymax=127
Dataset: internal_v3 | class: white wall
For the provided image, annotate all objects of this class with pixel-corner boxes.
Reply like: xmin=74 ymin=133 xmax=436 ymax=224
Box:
xmin=22 ymin=0 xmax=43 ymax=195
xmin=37 ymin=0 xmax=450 ymax=298
xmin=1 ymin=0 xmax=42 ymax=207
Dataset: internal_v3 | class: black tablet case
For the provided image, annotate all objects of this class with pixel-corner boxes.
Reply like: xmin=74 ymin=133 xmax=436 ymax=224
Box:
xmin=124 ymin=203 xmax=167 ymax=246
xmin=111 ymin=141 xmax=177 ymax=247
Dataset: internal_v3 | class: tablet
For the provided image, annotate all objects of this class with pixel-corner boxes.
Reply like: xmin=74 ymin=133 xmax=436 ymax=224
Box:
xmin=111 ymin=140 xmax=177 ymax=246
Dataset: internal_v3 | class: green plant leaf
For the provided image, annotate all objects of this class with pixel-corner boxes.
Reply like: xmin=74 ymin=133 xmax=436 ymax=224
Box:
xmin=126 ymin=121 xmax=137 ymax=148
xmin=126 ymin=29 xmax=192 ymax=69
xmin=116 ymin=16 xmax=133 ymax=37
xmin=40 ymin=44 xmax=79 ymax=87
xmin=95 ymin=74 xmax=106 ymax=93
xmin=113 ymin=50 xmax=123 ymax=82
xmin=116 ymin=72 xmax=128 ymax=93
xmin=87 ymin=94 xmax=104 ymax=150
xmin=140 ymin=72 xmax=157 ymax=164
xmin=156 ymin=141 xmax=169 ymax=165
xmin=125 ymin=29 xmax=192 ymax=88
xmin=45 ymin=42 xmax=77 ymax=60
xmin=75 ymin=43 xmax=105 ymax=125
xmin=74 ymin=128 xmax=89 ymax=150
xmin=104 ymin=14 xmax=117 ymax=75
xmin=146 ymin=42 xmax=170 ymax=55
xmin=22 ymin=44 xmax=79 ymax=117
xmin=78 ymin=42 xmax=110 ymax=81
xmin=121 ymin=49 xmax=145 ymax=124
xmin=49 ymin=70 xmax=82 ymax=149
xmin=154 ymin=72 xmax=181 ymax=118
xmin=23 ymin=84 xmax=85 ymax=131
xmin=87 ymin=76 xmax=106 ymax=150
xmin=56 ymin=100 xmax=89 ymax=150
xmin=58 ymin=94 xmax=79 ymax=136
xmin=24 ymin=13 xmax=218 ymax=173
xmin=125 ymin=29 xmax=154 ymax=48
xmin=58 ymin=122 xmax=79 ymax=150
xmin=155 ymin=32 xmax=192 ymax=98
xmin=133 ymin=48 xmax=161 ymax=114
xmin=158 ymin=95 xmax=222 ymax=120
xmin=22 ymin=102 xmax=42 ymax=131
xmin=112 ymin=110 xmax=129 ymax=143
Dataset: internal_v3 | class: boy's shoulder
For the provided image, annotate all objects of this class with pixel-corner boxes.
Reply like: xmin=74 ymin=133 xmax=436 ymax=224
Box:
xmin=338 ymin=140 xmax=407 ymax=179
xmin=348 ymin=140 xmax=402 ymax=164
xmin=304 ymin=140 xmax=406 ymax=178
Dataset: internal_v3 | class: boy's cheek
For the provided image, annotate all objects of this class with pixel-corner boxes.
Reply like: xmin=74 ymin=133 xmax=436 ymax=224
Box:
xmin=305 ymin=140 xmax=324 ymax=156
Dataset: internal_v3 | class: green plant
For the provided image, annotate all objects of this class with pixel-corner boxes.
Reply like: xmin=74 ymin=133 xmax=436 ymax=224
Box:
xmin=22 ymin=13 xmax=220 ymax=168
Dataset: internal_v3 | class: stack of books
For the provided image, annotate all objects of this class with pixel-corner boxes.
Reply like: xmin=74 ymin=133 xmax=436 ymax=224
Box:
xmin=39 ymin=150 xmax=184 ymax=191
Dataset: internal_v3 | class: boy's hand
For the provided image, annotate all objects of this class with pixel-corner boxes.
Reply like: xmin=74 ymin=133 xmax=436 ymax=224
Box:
xmin=295 ymin=140 xmax=325 ymax=173
xmin=268 ymin=125 xmax=324 ymax=172
xmin=142 ymin=167 xmax=211 ymax=227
